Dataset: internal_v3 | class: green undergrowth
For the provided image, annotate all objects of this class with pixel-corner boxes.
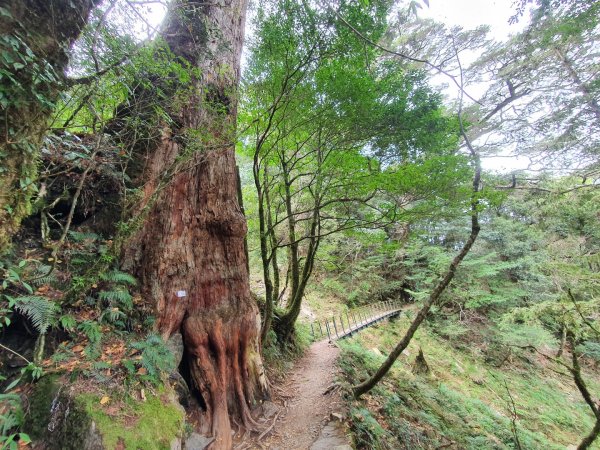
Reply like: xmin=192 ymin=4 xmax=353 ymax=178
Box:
xmin=338 ymin=316 xmax=599 ymax=449
xmin=262 ymin=321 xmax=315 ymax=376
xmin=78 ymin=390 xmax=184 ymax=450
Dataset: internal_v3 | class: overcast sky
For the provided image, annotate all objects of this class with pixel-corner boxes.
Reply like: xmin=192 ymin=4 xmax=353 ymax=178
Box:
xmin=421 ymin=0 xmax=523 ymax=39
xmin=144 ymin=0 xmax=531 ymax=172
xmin=420 ymin=1 xmax=533 ymax=172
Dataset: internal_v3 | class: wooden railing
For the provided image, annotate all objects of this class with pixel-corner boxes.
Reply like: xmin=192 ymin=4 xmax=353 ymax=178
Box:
xmin=310 ymin=300 xmax=403 ymax=342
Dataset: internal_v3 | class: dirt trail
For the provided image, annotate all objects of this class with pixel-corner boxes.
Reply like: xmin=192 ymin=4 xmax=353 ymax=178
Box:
xmin=238 ymin=340 xmax=351 ymax=450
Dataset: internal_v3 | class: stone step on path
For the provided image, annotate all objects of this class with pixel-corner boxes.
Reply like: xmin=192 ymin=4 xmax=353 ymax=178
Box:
xmin=309 ymin=420 xmax=352 ymax=450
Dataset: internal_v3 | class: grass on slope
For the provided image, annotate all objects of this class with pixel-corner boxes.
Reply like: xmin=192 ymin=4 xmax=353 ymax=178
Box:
xmin=338 ymin=314 xmax=599 ymax=450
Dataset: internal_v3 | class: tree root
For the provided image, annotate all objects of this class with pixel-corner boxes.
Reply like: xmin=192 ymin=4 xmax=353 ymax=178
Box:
xmin=257 ymin=410 xmax=281 ymax=441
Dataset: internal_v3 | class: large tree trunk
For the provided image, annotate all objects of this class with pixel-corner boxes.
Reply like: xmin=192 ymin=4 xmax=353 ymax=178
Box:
xmin=0 ymin=0 xmax=99 ymax=253
xmin=121 ymin=1 xmax=267 ymax=448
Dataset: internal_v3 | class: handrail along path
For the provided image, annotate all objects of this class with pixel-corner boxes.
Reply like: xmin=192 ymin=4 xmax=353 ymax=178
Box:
xmin=310 ymin=300 xmax=403 ymax=342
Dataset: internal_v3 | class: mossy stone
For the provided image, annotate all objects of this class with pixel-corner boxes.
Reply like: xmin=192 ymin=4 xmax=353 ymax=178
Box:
xmin=23 ymin=374 xmax=60 ymax=440
xmin=24 ymin=375 xmax=101 ymax=449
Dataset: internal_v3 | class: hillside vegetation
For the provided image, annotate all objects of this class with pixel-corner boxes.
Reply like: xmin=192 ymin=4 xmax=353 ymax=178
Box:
xmin=0 ymin=0 xmax=599 ymax=449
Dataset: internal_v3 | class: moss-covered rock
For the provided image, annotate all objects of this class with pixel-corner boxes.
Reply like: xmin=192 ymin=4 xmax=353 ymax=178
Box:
xmin=24 ymin=376 xmax=185 ymax=450
xmin=78 ymin=391 xmax=185 ymax=450
xmin=23 ymin=374 xmax=58 ymax=440
xmin=24 ymin=375 xmax=102 ymax=449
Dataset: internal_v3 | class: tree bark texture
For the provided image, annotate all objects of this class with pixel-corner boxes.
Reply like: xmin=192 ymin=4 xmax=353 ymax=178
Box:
xmin=121 ymin=1 xmax=267 ymax=448
xmin=0 ymin=0 xmax=100 ymax=253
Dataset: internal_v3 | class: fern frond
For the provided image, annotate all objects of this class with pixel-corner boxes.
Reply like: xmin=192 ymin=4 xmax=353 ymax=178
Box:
xmin=131 ymin=334 xmax=175 ymax=379
xmin=78 ymin=320 xmax=101 ymax=358
xmin=59 ymin=314 xmax=77 ymax=331
xmin=31 ymin=275 xmax=57 ymax=287
xmin=100 ymin=270 xmax=137 ymax=286
xmin=13 ymin=296 xmax=57 ymax=334
xmin=100 ymin=307 xmax=126 ymax=324
xmin=0 ymin=394 xmax=21 ymax=427
xmin=30 ymin=265 xmax=57 ymax=287
xmin=0 ymin=408 xmax=21 ymax=435
xmin=68 ymin=231 xmax=100 ymax=242
xmin=98 ymin=289 xmax=133 ymax=310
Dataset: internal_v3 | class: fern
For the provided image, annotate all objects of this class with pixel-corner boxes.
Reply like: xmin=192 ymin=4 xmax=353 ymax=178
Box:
xmin=78 ymin=320 xmax=101 ymax=357
xmin=99 ymin=307 xmax=126 ymax=324
xmin=68 ymin=230 xmax=100 ymax=242
xmin=12 ymin=296 xmax=57 ymax=334
xmin=98 ymin=289 xmax=133 ymax=309
xmin=59 ymin=314 xmax=77 ymax=331
xmin=78 ymin=320 xmax=101 ymax=343
xmin=130 ymin=334 xmax=176 ymax=380
xmin=0 ymin=402 xmax=20 ymax=435
xmin=577 ymin=341 xmax=600 ymax=362
xmin=100 ymin=270 xmax=137 ymax=286
xmin=0 ymin=393 xmax=23 ymax=436
xmin=30 ymin=264 xmax=57 ymax=287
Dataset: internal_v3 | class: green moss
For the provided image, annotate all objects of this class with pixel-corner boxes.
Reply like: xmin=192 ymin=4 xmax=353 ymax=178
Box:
xmin=24 ymin=375 xmax=60 ymax=439
xmin=339 ymin=318 xmax=600 ymax=449
xmin=78 ymin=391 xmax=184 ymax=450
xmin=24 ymin=375 xmax=96 ymax=449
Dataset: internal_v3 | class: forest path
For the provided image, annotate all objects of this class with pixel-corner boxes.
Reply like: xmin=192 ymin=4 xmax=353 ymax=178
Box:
xmin=237 ymin=340 xmax=351 ymax=449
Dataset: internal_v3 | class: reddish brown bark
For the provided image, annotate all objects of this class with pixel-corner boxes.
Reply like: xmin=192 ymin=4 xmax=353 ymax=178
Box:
xmin=121 ymin=1 xmax=267 ymax=448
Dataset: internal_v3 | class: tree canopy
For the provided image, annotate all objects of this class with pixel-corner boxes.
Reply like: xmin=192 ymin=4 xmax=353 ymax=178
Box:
xmin=0 ymin=0 xmax=599 ymax=449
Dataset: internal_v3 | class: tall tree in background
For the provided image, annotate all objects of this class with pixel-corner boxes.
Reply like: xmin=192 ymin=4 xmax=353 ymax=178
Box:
xmin=243 ymin=0 xmax=464 ymax=344
xmin=0 ymin=0 xmax=100 ymax=253
xmin=470 ymin=0 xmax=600 ymax=171
xmin=118 ymin=1 xmax=267 ymax=448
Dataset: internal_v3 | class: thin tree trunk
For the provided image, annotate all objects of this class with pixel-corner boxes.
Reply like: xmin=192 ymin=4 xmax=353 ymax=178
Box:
xmin=275 ymin=143 xmax=324 ymax=342
xmin=266 ymin=179 xmax=280 ymax=307
xmin=276 ymin=230 xmax=317 ymax=339
xmin=557 ymin=323 xmax=567 ymax=357
xmin=353 ymin=148 xmax=482 ymax=398
xmin=275 ymin=192 xmax=321 ymax=342
xmin=121 ymin=1 xmax=267 ymax=448
xmin=282 ymin=160 xmax=300 ymax=303
xmin=257 ymin=162 xmax=274 ymax=343
xmin=0 ymin=0 xmax=100 ymax=253
xmin=568 ymin=333 xmax=600 ymax=450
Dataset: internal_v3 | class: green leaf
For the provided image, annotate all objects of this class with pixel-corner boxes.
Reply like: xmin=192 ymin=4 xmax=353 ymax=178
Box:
xmin=3 ymin=377 xmax=21 ymax=392
xmin=21 ymin=281 xmax=33 ymax=294
xmin=59 ymin=314 xmax=77 ymax=331
xmin=98 ymin=289 xmax=133 ymax=309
